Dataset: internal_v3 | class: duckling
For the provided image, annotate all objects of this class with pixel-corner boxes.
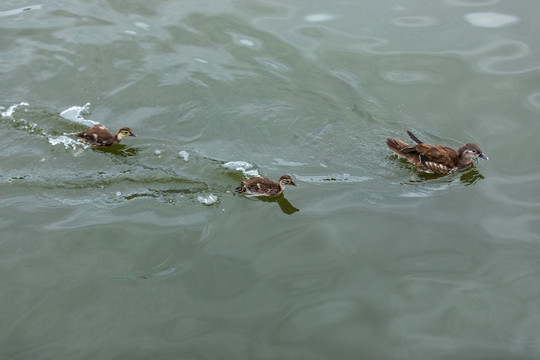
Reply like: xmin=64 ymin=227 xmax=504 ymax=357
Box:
xmin=235 ymin=175 xmax=297 ymax=197
xmin=386 ymin=130 xmax=488 ymax=173
xmin=76 ymin=125 xmax=136 ymax=146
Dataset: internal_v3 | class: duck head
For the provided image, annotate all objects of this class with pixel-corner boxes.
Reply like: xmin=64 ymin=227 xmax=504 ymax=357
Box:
xmin=116 ymin=127 xmax=137 ymax=140
xmin=278 ymin=175 xmax=297 ymax=189
xmin=459 ymin=143 xmax=488 ymax=161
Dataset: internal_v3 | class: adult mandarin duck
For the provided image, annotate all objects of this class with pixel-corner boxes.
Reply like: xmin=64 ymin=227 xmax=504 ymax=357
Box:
xmin=386 ymin=131 xmax=488 ymax=173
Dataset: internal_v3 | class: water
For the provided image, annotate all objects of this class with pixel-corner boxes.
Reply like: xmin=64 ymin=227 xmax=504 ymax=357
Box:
xmin=2 ymin=0 xmax=540 ymax=358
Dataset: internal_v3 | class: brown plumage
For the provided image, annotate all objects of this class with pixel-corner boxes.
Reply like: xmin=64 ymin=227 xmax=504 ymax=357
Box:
xmin=235 ymin=175 xmax=297 ymax=197
xmin=76 ymin=125 xmax=136 ymax=146
xmin=386 ymin=131 xmax=488 ymax=173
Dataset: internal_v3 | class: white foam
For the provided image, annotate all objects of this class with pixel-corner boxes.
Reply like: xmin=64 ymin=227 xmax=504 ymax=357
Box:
xmin=245 ymin=170 xmax=259 ymax=177
xmin=223 ymin=161 xmax=261 ymax=178
xmin=198 ymin=194 xmax=218 ymax=205
xmin=48 ymin=135 xmax=86 ymax=150
xmin=60 ymin=103 xmax=98 ymax=126
xmin=1 ymin=102 xmax=29 ymax=118
xmin=178 ymin=151 xmax=189 ymax=161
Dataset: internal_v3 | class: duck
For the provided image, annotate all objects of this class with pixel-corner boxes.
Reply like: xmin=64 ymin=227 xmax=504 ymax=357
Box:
xmin=76 ymin=125 xmax=136 ymax=146
xmin=235 ymin=175 xmax=297 ymax=197
xmin=386 ymin=130 xmax=488 ymax=173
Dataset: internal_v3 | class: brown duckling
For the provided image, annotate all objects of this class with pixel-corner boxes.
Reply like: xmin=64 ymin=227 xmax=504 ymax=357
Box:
xmin=386 ymin=130 xmax=488 ymax=173
xmin=235 ymin=175 xmax=297 ymax=197
xmin=76 ymin=125 xmax=136 ymax=146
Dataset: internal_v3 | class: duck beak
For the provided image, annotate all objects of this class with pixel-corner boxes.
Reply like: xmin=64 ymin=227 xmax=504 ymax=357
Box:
xmin=130 ymin=133 xmax=137 ymax=137
xmin=479 ymin=153 xmax=489 ymax=160
xmin=291 ymin=181 xmax=297 ymax=187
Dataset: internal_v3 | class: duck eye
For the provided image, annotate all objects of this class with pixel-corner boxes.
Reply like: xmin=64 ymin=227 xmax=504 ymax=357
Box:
xmin=471 ymin=149 xmax=477 ymax=153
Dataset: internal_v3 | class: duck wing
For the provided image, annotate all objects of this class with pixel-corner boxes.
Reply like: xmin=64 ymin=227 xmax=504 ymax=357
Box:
xmin=413 ymin=144 xmax=460 ymax=173
xmin=414 ymin=144 xmax=457 ymax=164
xmin=386 ymin=138 xmax=425 ymax=167
xmin=76 ymin=125 xmax=117 ymax=146
xmin=241 ymin=178 xmax=281 ymax=196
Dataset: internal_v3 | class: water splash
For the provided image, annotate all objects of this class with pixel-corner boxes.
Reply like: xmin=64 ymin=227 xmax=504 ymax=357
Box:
xmin=48 ymin=135 xmax=87 ymax=150
xmin=1 ymin=102 xmax=29 ymax=118
xmin=223 ymin=161 xmax=261 ymax=178
xmin=178 ymin=151 xmax=189 ymax=161
xmin=60 ymin=103 xmax=98 ymax=127
xmin=1 ymin=102 xmax=46 ymax=136
xmin=198 ymin=194 xmax=218 ymax=205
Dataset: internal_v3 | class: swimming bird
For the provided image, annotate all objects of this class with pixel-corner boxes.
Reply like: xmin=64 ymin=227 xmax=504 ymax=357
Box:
xmin=235 ymin=175 xmax=297 ymax=197
xmin=76 ymin=125 xmax=136 ymax=146
xmin=386 ymin=130 xmax=488 ymax=173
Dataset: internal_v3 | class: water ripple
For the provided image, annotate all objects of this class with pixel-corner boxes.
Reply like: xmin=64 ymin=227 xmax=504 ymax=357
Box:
xmin=397 ymin=252 xmax=472 ymax=273
xmin=390 ymin=16 xmax=438 ymax=28
xmin=295 ymin=173 xmax=370 ymax=183
xmin=464 ymin=12 xmax=520 ymax=28
xmin=0 ymin=5 xmax=42 ymax=18
xmin=526 ymin=92 xmax=540 ymax=112
xmin=446 ymin=0 xmax=498 ymax=6
xmin=304 ymin=14 xmax=337 ymax=23
xmin=482 ymin=214 xmax=540 ymax=243
xmin=382 ymin=70 xmax=442 ymax=84
xmin=464 ymin=39 xmax=532 ymax=74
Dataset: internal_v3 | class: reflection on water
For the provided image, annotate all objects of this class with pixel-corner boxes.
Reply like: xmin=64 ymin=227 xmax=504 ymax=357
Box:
xmin=235 ymin=188 xmax=300 ymax=214
xmin=464 ymin=12 xmax=520 ymax=28
xmin=257 ymin=194 xmax=300 ymax=215
xmin=408 ymin=166 xmax=485 ymax=186
xmin=459 ymin=168 xmax=485 ymax=185
xmin=92 ymin=144 xmax=140 ymax=157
